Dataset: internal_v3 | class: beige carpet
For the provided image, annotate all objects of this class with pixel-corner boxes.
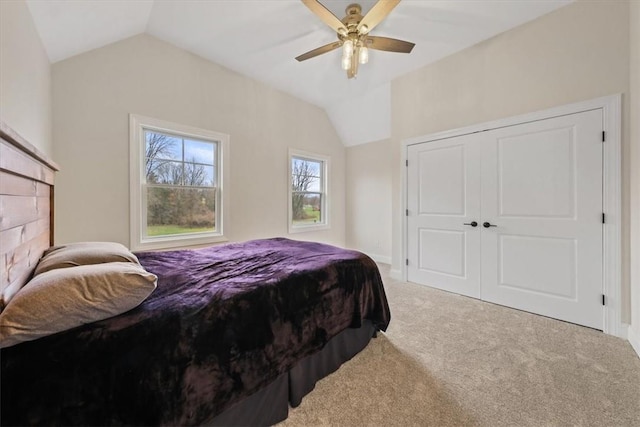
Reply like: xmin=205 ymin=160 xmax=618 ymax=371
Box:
xmin=280 ymin=264 xmax=640 ymax=426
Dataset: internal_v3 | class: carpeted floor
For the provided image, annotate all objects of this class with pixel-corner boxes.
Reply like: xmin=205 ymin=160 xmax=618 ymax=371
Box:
xmin=279 ymin=264 xmax=640 ymax=426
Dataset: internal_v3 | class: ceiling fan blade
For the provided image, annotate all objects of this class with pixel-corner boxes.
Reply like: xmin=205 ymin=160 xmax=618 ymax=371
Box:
xmin=357 ymin=0 xmax=401 ymax=34
xmin=366 ymin=36 xmax=415 ymax=53
xmin=301 ymin=0 xmax=347 ymax=34
xmin=296 ymin=41 xmax=342 ymax=61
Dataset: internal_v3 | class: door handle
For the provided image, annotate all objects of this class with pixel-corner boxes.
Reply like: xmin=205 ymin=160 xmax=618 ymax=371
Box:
xmin=483 ymin=222 xmax=497 ymax=228
xmin=463 ymin=221 xmax=478 ymax=227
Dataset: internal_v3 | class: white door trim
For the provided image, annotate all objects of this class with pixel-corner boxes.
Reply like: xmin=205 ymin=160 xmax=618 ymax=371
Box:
xmin=401 ymin=94 xmax=623 ymax=337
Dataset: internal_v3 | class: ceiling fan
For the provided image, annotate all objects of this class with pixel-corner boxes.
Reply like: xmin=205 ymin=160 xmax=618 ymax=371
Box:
xmin=296 ymin=0 xmax=415 ymax=79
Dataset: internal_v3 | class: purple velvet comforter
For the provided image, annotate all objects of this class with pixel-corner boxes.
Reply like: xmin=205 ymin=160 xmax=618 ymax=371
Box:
xmin=1 ymin=238 xmax=390 ymax=426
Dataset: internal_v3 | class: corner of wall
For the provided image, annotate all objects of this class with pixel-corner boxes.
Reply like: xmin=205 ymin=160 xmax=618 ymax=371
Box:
xmin=389 ymin=268 xmax=403 ymax=281
xmin=345 ymin=139 xmax=393 ymax=262
xmin=629 ymin=324 xmax=640 ymax=359
xmin=629 ymin=0 xmax=640 ymax=359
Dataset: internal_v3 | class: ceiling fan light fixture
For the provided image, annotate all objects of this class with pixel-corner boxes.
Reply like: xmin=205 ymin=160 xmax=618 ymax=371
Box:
xmin=359 ymin=46 xmax=369 ymax=64
xmin=341 ymin=55 xmax=351 ymax=70
xmin=359 ymin=24 xmax=369 ymax=34
xmin=342 ymin=39 xmax=354 ymax=57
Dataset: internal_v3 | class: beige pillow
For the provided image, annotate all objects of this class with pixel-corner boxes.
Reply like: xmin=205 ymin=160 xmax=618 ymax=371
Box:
xmin=0 ymin=262 xmax=157 ymax=348
xmin=34 ymin=241 xmax=140 ymax=275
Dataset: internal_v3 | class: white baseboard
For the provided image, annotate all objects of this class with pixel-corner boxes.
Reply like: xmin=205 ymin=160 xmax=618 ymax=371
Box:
xmin=368 ymin=254 xmax=392 ymax=265
xmin=390 ymin=269 xmax=403 ymax=281
xmin=629 ymin=323 xmax=640 ymax=359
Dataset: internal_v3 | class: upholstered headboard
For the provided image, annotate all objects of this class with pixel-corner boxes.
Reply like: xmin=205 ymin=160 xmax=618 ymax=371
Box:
xmin=0 ymin=121 xmax=59 ymax=306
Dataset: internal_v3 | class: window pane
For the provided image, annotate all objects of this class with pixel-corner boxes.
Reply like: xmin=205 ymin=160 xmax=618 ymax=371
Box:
xmin=183 ymin=163 xmax=214 ymax=187
xmin=305 ymin=176 xmax=320 ymax=192
xmin=292 ymin=158 xmax=322 ymax=192
xmin=148 ymin=160 xmax=183 ymax=185
xmin=146 ymin=186 xmax=216 ymax=236
xmin=292 ymin=192 xmax=322 ymax=225
xmin=185 ymin=139 xmax=215 ymax=165
xmin=146 ymin=132 xmax=184 ymax=183
xmin=206 ymin=166 xmax=216 ymax=186
xmin=145 ymin=131 xmax=181 ymax=161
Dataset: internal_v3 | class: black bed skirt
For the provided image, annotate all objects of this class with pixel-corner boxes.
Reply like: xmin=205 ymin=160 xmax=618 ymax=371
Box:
xmin=208 ymin=321 xmax=377 ymax=426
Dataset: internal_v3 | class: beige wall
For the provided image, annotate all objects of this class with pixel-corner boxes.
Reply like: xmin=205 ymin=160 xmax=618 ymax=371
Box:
xmin=390 ymin=1 xmax=632 ymax=320
xmin=346 ymin=139 xmax=392 ymax=263
xmin=629 ymin=0 xmax=640 ymax=353
xmin=52 ymin=34 xmax=345 ymax=248
xmin=0 ymin=0 xmax=52 ymax=156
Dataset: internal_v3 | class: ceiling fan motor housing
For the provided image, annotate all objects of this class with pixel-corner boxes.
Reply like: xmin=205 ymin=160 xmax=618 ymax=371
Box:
xmin=342 ymin=4 xmax=364 ymax=34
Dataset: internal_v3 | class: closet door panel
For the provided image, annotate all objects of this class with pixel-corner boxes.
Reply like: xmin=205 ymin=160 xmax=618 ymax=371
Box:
xmin=480 ymin=109 xmax=603 ymax=329
xmin=407 ymin=135 xmax=482 ymax=298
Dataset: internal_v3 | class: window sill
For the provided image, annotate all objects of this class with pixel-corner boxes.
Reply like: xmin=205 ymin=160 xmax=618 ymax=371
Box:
xmin=132 ymin=233 xmax=228 ymax=252
xmin=288 ymin=223 xmax=330 ymax=234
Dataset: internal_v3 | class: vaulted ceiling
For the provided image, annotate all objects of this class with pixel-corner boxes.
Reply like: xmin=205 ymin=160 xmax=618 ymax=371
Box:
xmin=26 ymin=0 xmax=572 ymax=146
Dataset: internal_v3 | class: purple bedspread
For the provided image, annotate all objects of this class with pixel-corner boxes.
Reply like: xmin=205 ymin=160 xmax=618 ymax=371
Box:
xmin=0 ymin=238 xmax=390 ymax=426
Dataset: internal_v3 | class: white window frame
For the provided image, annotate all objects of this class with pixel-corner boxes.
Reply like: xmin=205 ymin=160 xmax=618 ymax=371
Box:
xmin=129 ymin=114 xmax=229 ymax=251
xmin=288 ymin=148 xmax=330 ymax=233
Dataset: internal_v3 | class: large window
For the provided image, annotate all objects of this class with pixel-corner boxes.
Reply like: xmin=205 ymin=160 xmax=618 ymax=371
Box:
xmin=130 ymin=115 xmax=229 ymax=250
xmin=289 ymin=149 xmax=329 ymax=233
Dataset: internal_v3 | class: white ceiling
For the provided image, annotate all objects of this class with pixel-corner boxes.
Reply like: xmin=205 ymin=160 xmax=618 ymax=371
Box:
xmin=26 ymin=0 xmax=572 ymax=146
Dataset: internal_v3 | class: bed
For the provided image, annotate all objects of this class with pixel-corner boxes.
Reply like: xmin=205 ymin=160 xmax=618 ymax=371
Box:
xmin=0 ymin=121 xmax=391 ymax=426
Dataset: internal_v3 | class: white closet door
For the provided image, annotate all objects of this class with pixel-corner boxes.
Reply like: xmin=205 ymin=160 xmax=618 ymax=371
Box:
xmin=480 ymin=109 xmax=603 ymax=329
xmin=407 ymin=134 xmax=482 ymax=298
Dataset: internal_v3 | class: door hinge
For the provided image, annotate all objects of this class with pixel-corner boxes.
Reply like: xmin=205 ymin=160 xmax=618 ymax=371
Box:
xmin=406 ymin=209 xmax=409 ymax=216
xmin=602 ymin=213 xmax=605 ymax=224
xmin=602 ymin=294 xmax=606 ymax=306
xmin=602 ymin=131 xmax=605 ymax=142
xmin=406 ymin=159 xmax=408 ymax=167
xmin=406 ymin=259 xmax=409 ymax=266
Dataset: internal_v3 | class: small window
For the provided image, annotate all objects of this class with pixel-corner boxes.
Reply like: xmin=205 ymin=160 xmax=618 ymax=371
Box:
xmin=289 ymin=149 xmax=329 ymax=233
xmin=130 ymin=115 xmax=229 ymax=250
